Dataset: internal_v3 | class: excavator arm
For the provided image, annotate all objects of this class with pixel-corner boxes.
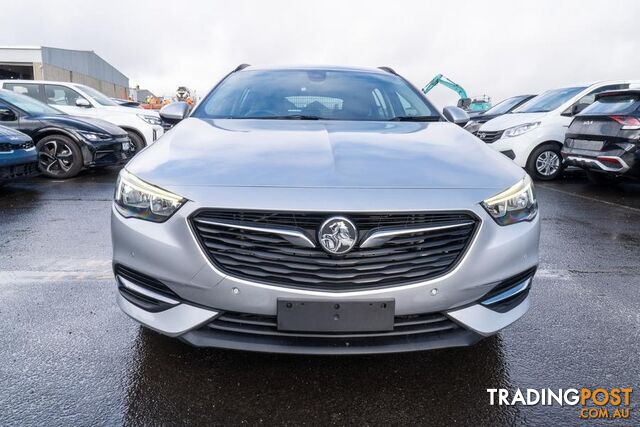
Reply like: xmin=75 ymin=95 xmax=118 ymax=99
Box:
xmin=421 ymin=74 xmax=491 ymax=113
xmin=422 ymin=74 xmax=469 ymax=99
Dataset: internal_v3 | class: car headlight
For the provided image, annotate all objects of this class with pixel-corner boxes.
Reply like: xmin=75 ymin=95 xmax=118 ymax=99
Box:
xmin=503 ymin=122 xmax=540 ymax=138
xmin=464 ymin=120 xmax=478 ymax=130
xmin=482 ymin=175 xmax=537 ymax=226
xmin=78 ymin=130 xmax=113 ymax=141
xmin=137 ymin=114 xmax=162 ymax=126
xmin=114 ymin=169 xmax=186 ymax=222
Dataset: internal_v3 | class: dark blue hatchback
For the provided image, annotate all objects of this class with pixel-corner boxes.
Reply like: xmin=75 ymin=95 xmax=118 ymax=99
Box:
xmin=0 ymin=125 xmax=39 ymax=183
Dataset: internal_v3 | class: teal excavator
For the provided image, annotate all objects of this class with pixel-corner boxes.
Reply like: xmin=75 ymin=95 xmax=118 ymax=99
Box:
xmin=422 ymin=74 xmax=492 ymax=114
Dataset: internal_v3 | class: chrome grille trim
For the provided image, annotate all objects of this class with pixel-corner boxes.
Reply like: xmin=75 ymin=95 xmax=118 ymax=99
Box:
xmin=476 ymin=130 xmax=504 ymax=143
xmin=194 ymin=218 xmax=316 ymax=248
xmin=360 ymin=221 xmax=476 ymax=248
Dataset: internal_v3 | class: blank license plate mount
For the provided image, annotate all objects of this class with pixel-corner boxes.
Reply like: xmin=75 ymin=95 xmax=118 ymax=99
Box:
xmin=277 ymin=299 xmax=395 ymax=332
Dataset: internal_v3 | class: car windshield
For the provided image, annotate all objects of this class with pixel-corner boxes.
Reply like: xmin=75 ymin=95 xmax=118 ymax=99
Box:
xmin=581 ymin=94 xmax=640 ymax=115
xmin=0 ymin=89 xmax=63 ymax=116
xmin=193 ymin=69 xmax=440 ymax=121
xmin=514 ymin=87 xmax=585 ymax=113
xmin=482 ymin=95 xmax=530 ymax=115
xmin=74 ymin=84 xmax=118 ymax=106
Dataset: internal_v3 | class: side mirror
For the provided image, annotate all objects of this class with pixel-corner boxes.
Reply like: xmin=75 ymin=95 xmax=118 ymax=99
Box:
xmin=75 ymin=98 xmax=92 ymax=108
xmin=160 ymin=102 xmax=190 ymax=125
xmin=0 ymin=107 xmax=17 ymax=121
xmin=572 ymin=103 xmax=589 ymax=115
xmin=443 ymin=106 xmax=470 ymax=127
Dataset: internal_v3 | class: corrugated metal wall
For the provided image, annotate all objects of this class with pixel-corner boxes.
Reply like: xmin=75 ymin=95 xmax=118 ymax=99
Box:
xmin=41 ymin=47 xmax=129 ymax=98
xmin=42 ymin=63 xmax=128 ymax=98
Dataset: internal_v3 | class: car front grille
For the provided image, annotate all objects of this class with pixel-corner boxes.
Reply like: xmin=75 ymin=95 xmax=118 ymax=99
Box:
xmin=0 ymin=140 xmax=34 ymax=152
xmin=208 ymin=310 xmax=461 ymax=338
xmin=0 ymin=161 xmax=38 ymax=180
xmin=190 ymin=210 xmax=479 ymax=291
xmin=476 ymin=130 xmax=504 ymax=143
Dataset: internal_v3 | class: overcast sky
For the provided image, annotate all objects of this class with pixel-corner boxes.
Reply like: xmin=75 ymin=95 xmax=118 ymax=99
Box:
xmin=1 ymin=0 xmax=638 ymax=108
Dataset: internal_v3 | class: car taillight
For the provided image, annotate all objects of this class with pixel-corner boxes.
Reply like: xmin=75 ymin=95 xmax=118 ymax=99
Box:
xmin=597 ymin=156 xmax=624 ymax=168
xmin=609 ymin=115 xmax=640 ymax=130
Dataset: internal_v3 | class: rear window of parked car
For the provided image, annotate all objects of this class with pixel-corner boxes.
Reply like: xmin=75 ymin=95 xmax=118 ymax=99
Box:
xmin=581 ymin=94 xmax=640 ymax=115
xmin=3 ymin=82 xmax=42 ymax=100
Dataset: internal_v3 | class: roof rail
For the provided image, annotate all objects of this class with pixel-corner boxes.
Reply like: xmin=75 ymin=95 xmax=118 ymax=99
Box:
xmin=377 ymin=66 xmax=397 ymax=75
xmin=233 ymin=64 xmax=251 ymax=72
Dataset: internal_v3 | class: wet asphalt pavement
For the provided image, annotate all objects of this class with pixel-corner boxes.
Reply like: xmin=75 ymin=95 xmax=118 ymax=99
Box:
xmin=1 ymin=168 xmax=639 ymax=426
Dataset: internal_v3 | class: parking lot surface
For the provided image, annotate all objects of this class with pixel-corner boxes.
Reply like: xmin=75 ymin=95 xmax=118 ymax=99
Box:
xmin=1 ymin=168 xmax=639 ymax=425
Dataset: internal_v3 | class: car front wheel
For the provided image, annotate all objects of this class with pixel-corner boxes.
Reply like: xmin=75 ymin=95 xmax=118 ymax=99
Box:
xmin=37 ymin=135 xmax=83 ymax=179
xmin=125 ymin=131 xmax=145 ymax=157
xmin=527 ymin=143 xmax=563 ymax=181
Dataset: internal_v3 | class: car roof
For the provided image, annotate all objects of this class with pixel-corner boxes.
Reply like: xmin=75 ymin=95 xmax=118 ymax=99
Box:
xmin=595 ymin=89 xmax=640 ymax=99
xmin=581 ymin=80 xmax=640 ymax=89
xmin=0 ymin=79 xmax=86 ymax=87
xmin=237 ymin=65 xmax=393 ymax=75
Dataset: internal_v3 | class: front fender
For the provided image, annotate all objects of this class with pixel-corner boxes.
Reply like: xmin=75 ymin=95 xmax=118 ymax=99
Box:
xmin=33 ymin=127 xmax=93 ymax=167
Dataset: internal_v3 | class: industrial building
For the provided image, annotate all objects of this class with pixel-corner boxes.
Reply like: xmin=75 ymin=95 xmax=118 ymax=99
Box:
xmin=0 ymin=46 xmax=129 ymax=98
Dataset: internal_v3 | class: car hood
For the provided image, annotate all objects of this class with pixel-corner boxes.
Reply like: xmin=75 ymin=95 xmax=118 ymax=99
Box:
xmin=127 ymin=118 xmax=524 ymax=191
xmin=479 ymin=112 xmax=547 ymax=131
xmin=473 ymin=113 xmax=502 ymax=124
xmin=36 ymin=114 xmax=127 ymax=136
xmin=105 ymin=105 xmax=160 ymax=117
xmin=0 ymin=125 xmax=31 ymax=143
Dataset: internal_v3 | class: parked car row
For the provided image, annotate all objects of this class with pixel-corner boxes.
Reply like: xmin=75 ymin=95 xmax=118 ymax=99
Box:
xmin=1 ymin=80 xmax=164 ymax=154
xmin=468 ymin=80 xmax=639 ymax=182
xmin=0 ymin=77 xmax=171 ymax=182
xmin=2 ymin=75 xmax=638 ymax=186
xmin=0 ymin=89 xmax=133 ymax=179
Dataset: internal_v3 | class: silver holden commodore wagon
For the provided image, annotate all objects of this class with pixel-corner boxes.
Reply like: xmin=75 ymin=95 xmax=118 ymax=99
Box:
xmin=111 ymin=65 xmax=540 ymax=354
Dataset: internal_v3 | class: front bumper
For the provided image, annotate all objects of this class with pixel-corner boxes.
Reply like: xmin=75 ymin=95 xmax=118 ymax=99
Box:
xmin=111 ymin=187 xmax=540 ymax=354
xmin=140 ymin=124 xmax=165 ymax=146
xmin=0 ymin=160 xmax=39 ymax=182
xmin=84 ymin=136 xmax=131 ymax=167
xmin=481 ymin=128 xmax=548 ymax=168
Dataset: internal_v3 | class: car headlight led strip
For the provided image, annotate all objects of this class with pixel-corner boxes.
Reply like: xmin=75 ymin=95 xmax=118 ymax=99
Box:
xmin=482 ymin=175 xmax=538 ymax=225
xmin=115 ymin=169 xmax=186 ymax=222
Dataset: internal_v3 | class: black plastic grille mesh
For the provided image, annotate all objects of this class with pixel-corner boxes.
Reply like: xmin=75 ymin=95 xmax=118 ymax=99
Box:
xmin=191 ymin=210 xmax=478 ymax=291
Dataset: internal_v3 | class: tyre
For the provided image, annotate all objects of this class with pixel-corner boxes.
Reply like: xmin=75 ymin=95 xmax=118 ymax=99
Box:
xmin=526 ymin=143 xmax=564 ymax=181
xmin=36 ymin=134 xmax=83 ymax=179
xmin=586 ymin=170 xmax=618 ymax=185
xmin=125 ymin=130 xmax=145 ymax=157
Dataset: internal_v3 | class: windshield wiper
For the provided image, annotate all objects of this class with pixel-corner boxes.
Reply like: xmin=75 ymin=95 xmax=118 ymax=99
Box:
xmin=244 ymin=115 xmax=323 ymax=120
xmin=388 ymin=115 xmax=441 ymax=122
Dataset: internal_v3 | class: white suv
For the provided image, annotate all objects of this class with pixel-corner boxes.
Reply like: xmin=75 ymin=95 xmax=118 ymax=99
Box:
xmin=0 ymin=80 xmax=164 ymax=154
xmin=476 ymin=80 xmax=639 ymax=180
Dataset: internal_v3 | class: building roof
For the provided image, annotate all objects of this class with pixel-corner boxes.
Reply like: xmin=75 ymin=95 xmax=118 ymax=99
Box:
xmin=0 ymin=46 xmax=128 ymax=87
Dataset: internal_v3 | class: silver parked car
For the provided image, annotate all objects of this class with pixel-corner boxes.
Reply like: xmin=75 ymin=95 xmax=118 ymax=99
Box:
xmin=112 ymin=65 xmax=540 ymax=354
